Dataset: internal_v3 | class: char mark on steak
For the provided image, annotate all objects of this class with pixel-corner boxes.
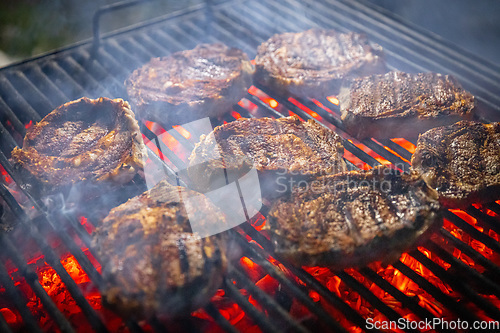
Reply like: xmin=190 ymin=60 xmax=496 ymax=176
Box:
xmin=339 ymin=71 xmax=475 ymax=140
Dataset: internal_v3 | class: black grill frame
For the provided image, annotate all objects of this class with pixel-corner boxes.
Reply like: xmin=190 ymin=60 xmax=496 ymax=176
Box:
xmin=0 ymin=0 xmax=500 ymax=332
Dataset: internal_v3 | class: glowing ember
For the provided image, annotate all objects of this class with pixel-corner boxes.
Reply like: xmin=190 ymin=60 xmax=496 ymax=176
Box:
xmin=371 ymin=139 xmax=411 ymax=164
xmin=391 ymin=138 xmax=416 ymax=154
xmin=0 ymin=164 xmax=12 ymax=184
xmin=25 ymin=120 xmax=33 ymax=129
xmin=231 ymin=111 xmax=242 ymax=119
xmin=327 ymin=96 xmax=339 ymax=105
xmin=0 ymin=308 xmax=17 ymax=325
xmin=288 ymin=97 xmax=323 ymax=121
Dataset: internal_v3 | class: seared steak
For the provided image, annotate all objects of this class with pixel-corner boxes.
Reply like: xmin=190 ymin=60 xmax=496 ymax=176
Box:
xmin=254 ymin=29 xmax=386 ymax=98
xmin=266 ymin=167 xmax=442 ymax=268
xmin=339 ymin=72 xmax=475 ymax=139
xmin=92 ymin=180 xmax=228 ymax=319
xmin=188 ymin=116 xmax=347 ymax=196
xmin=411 ymin=121 xmax=500 ymax=208
xmin=125 ymin=43 xmax=253 ymax=126
xmin=10 ymin=97 xmax=146 ymax=199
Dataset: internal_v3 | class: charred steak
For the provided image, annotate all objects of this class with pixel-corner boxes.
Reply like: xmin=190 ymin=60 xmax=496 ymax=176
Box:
xmin=254 ymin=29 xmax=386 ymax=98
xmin=267 ymin=167 xmax=442 ymax=268
xmin=188 ymin=116 xmax=347 ymax=196
xmin=125 ymin=43 xmax=253 ymax=126
xmin=339 ymin=72 xmax=475 ymax=139
xmin=411 ymin=121 xmax=500 ymax=208
xmin=10 ymin=97 xmax=146 ymax=198
xmin=92 ymin=180 xmax=228 ymax=319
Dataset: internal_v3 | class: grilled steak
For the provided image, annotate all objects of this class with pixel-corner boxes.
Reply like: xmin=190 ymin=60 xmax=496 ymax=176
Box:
xmin=254 ymin=29 xmax=386 ymax=98
xmin=411 ymin=121 xmax=500 ymax=208
xmin=10 ymin=97 xmax=147 ymax=199
xmin=266 ymin=167 xmax=442 ymax=268
xmin=188 ymin=116 xmax=347 ymax=197
xmin=339 ymin=72 xmax=475 ymax=140
xmin=125 ymin=43 xmax=253 ymax=126
xmin=92 ymin=180 xmax=228 ymax=319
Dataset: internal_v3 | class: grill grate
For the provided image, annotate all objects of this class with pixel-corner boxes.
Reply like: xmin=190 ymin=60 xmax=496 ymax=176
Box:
xmin=1 ymin=0 xmax=500 ymax=332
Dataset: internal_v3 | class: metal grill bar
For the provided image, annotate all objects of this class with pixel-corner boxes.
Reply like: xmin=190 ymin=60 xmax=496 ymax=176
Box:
xmin=424 ymin=241 xmax=500 ymax=298
xmin=465 ymin=206 xmax=500 ymax=236
xmin=439 ymin=229 xmax=500 ymax=278
xmin=228 ymin=267 xmax=310 ymax=333
xmin=0 ymin=74 xmax=42 ymax=124
xmin=236 ymin=224 xmax=375 ymax=331
xmin=443 ymin=211 xmax=500 ymax=254
xmin=411 ymin=249 xmax=500 ymax=319
xmin=224 ymin=279 xmax=282 ymax=333
xmin=358 ymin=267 xmax=449 ymax=331
xmin=347 ymin=0 xmax=500 ymax=76
xmin=391 ymin=260 xmax=481 ymax=323
xmin=0 ymin=258 xmax=43 ymax=333
xmin=23 ymin=65 xmax=70 ymax=110
xmin=0 ymin=183 xmax=107 ymax=332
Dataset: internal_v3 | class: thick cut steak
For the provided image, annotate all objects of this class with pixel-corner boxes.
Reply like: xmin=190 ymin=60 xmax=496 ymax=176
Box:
xmin=412 ymin=120 xmax=500 ymax=208
xmin=254 ymin=29 xmax=386 ymax=98
xmin=92 ymin=180 xmax=228 ymax=319
xmin=126 ymin=43 xmax=253 ymax=126
xmin=267 ymin=167 xmax=442 ymax=268
xmin=10 ymin=97 xmax=146 ymax=199
xmin=188 ymin=116 xmax=347 ymax=197
xmin=339 ymin=71 xmax=475 ymax=139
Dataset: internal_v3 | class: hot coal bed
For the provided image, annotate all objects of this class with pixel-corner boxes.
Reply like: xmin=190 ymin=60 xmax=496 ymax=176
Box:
xmin=1 ymin=0 xmax=500 ymax=332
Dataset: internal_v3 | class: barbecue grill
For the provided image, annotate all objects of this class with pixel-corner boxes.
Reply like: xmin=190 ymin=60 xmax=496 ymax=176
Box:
xmin=1 ymin=0 xmax=500 ymax=332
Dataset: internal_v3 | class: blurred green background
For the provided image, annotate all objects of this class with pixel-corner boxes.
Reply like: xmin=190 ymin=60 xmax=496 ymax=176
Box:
xmin=0 ymin=0 xmax=202 ymax=66
xmin=0 ymin=0 xmax=499 ymax=67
